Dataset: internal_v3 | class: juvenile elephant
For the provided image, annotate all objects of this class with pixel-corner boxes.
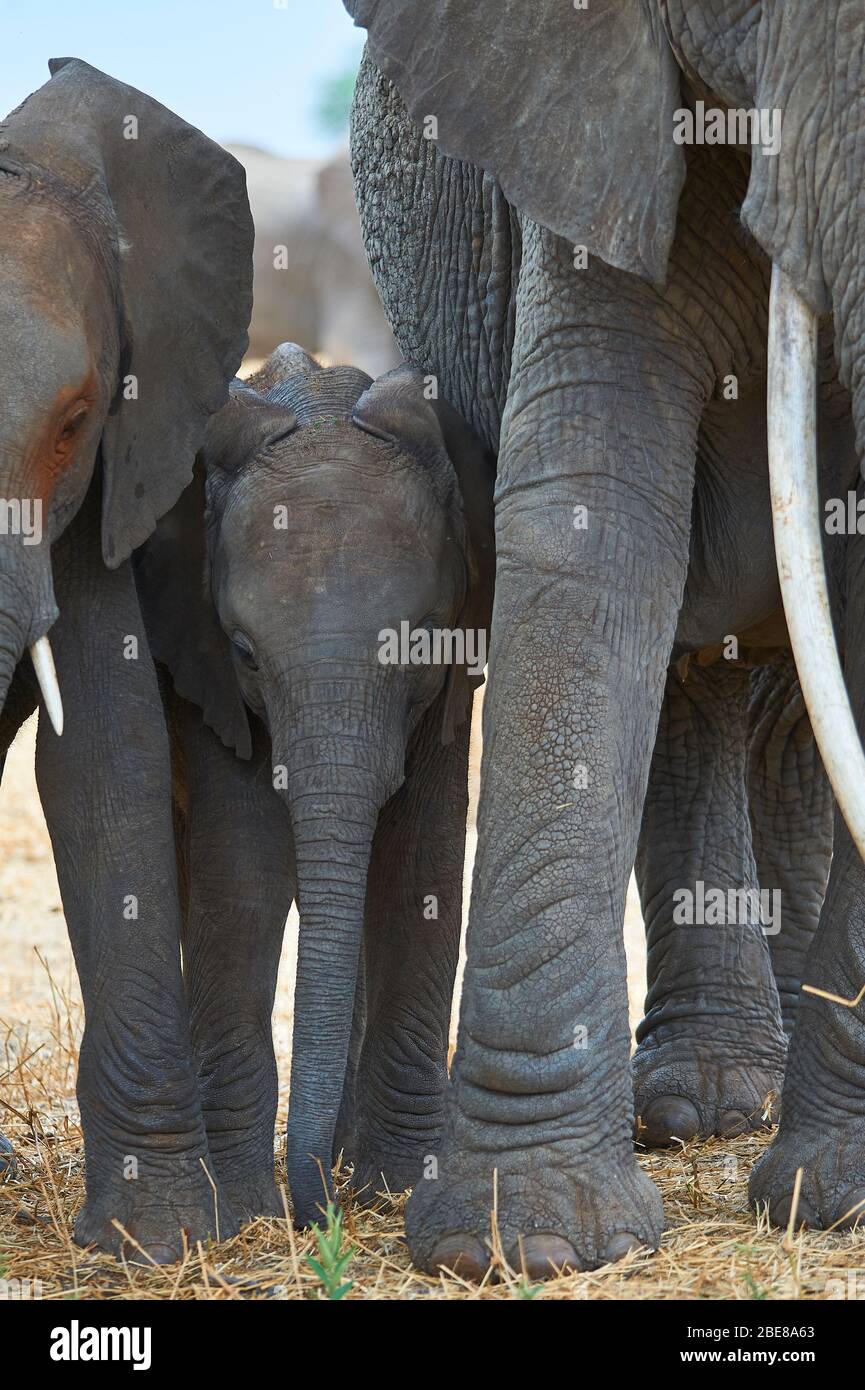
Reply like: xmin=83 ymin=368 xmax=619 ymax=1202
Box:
xmin=0 ymin=58 xmax=253 ymax=1258
xmin=344 ymin=0 xmax=865 ymax=1274
xmin=134 ymin=344 xmax=495 ymax=1226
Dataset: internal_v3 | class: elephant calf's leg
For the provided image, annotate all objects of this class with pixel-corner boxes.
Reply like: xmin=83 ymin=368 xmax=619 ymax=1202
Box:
xmin=633 ymin=662 xmax=787 ymax=1148
xmin=747 ymin=655 xmax=832 ymax=1034
xmin=341 ymin=691 xmax=467 ymax=1202
xmin=176 ymin=699 xmax=294 ymax=1222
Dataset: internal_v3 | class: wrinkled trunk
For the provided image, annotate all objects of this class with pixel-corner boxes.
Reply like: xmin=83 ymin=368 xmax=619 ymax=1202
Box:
xmin=281 ymin=724 xmax=396 ymax=1227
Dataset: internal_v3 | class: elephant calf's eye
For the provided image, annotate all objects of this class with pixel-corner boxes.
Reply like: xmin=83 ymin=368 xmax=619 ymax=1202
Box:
xmin=231 ymin=632 xmax=259 ymax=671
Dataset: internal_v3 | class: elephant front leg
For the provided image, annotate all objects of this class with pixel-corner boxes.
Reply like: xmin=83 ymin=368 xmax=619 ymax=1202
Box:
xmin=633 ymin=662 xmax=786 ymax=1148
xmin=341 ymin=691 xmax=468 ymax=1202
xmin=405 ymin=227 xmax=706 ymax=1278
xmin=747 ymin=655 xmax=832 ymax=1034
xmin=750 ymin=527 xmax=865 ymax=1231
xmin=35 ymin=508 xmax=235 ymax=1262
xmin=175 ymin=699 xmax=294 ymax=1223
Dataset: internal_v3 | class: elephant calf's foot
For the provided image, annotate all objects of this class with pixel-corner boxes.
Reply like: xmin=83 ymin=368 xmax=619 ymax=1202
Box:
xmin=750 ymin=1124 xmax=865 ymax=1232
xmin=75 ymin=1157 xmax=239 ymax=1263
xmin=345 ymin=1134 xmax=441 ymax=1206
xmin=405 ymin=1147 xmax=664 ymax=1280
xmin=217 ymin=1168 xmax=284 ymax=1223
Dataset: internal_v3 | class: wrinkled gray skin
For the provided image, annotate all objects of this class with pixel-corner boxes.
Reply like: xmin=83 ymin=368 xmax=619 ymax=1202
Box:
xmin=345 ymin=0 xmax=865 ymax=1276
xmin=135 ymin=343 xmax=495 ymax=1227
xmin=0 ymin=59 xmax=253 ymax=1259
xmin=228 ymin=144 xmax=400 ymax=376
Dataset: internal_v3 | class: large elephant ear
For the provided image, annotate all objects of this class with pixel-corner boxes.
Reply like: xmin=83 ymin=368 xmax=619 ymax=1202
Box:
xmin=2 ymin=57 xmax=254 ymax=566
xmin=740 ymin=2 xmax=841 ymax=316
xmin=353 ymin=368 xmax=495 ymax=744
xmin=346 ymin=0 xmax=685 ymax=282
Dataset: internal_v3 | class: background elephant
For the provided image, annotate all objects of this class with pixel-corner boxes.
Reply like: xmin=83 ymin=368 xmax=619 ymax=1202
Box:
xmin=344 ymin=0 xmax=865 ymax=1274
xmin=135 ymin=343 xmax=495 ymax=1226
xmin=0 ymin=58 xmax=252 ymax=1258
xmin=227 ymin=144 xmax=399 ymax=376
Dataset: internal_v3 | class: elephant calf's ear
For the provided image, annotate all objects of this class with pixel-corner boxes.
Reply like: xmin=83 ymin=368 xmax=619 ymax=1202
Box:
xmin=200 ymin=382 xmax=298 ymax=475
xmin=353 ymin=368 xmax=496 ymax=744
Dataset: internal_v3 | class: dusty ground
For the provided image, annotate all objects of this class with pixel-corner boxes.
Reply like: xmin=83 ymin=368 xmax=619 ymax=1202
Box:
xmin=1 ymin=709 xmax=863 ymax=1300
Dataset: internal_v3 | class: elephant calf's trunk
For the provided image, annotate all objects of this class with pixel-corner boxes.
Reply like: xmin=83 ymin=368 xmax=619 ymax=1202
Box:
xmin=767 ymin=263 xmax=865 ymax=857
xmin=286 ymin=786 xmax=380 ymax=1228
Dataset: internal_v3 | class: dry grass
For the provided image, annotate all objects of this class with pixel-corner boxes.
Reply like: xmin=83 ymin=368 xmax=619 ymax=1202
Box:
xmin=2 ymin=714 xmax=865 ymax=1300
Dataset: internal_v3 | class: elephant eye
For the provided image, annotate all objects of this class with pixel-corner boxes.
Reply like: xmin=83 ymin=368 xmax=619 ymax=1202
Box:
xmin=56 ymin=404 xmax=89 ymax=448
xmin=231 ymin=631 xmax=259 ymax=671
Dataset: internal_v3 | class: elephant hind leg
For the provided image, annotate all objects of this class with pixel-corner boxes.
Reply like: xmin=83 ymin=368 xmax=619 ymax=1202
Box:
xmin=747 ymin=654 xmax=832 ymax=1034
xmin=633 ymin=661 xmax=787 ymax=1149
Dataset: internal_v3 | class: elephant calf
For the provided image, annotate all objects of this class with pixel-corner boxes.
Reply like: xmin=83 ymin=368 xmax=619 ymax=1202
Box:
xmin=135 ymin=343 xmax=494 ymax=1226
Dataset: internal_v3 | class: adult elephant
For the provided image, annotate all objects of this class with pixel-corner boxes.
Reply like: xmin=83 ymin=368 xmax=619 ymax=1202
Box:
xmin=227 ymin=143 xmax=399 ymax=376
xmin=0 ymin=58 xmax=253 ymax=1258
xmin=344 ymin=0 xmax=865 ymax=1275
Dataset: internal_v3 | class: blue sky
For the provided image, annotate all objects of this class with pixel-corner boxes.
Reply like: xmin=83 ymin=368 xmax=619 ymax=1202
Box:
xmin=1 ymin=0 xmax=365 ymax=158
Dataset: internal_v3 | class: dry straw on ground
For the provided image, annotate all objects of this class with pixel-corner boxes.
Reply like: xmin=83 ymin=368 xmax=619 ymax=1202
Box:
xmin=2 ymin=716 xmax=864 ymax=1300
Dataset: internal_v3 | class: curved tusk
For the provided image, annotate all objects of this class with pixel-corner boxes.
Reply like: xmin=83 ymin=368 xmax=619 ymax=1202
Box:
xmin=767 ymin=262 xmax=865 ymax=858
xmin=29 ymin=635 xmax=64 ymax=736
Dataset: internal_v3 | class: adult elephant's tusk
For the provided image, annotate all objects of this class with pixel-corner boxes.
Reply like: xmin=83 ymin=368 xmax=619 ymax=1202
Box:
xmin=29 ymin=635 xmax=64 ymax=736
xmin=767 ymin=262 xmax=865 ymax=859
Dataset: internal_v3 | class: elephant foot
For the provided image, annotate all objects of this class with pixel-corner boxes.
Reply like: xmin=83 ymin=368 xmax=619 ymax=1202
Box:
xmin=749 ymin=1123 xmax=865 ymax=1232
xmin=632 ymin=1036 xmax=783 ymax=1147
xmin=346 ymin=1143 xmax=434 ymax=1206
xmin=404 ymin=1148 xmax=664 ymax=1280
xmin=219 ymin=1169 xmax=284 ymax=1223
xmin=0 ymin=1133 xmax=17 ymax=1182
xmin=74 ymin=1162 xmax=239 ymax=1263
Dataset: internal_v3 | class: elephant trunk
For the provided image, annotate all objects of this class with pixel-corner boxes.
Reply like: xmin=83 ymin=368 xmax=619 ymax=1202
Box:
xmin=0 ymin=540 xmax=61 ymax=732
xmin=767 ymin=265 xmax=865 ymax=858
xmin=280 ymin=711 xmax=401 ymax=1227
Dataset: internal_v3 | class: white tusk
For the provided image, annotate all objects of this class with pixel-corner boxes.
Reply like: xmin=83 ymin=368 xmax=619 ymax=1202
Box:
xmin=767 ymin=262 xmax=865 ymax=858
xmin=29 ymin=635 xmax=64 ymax=736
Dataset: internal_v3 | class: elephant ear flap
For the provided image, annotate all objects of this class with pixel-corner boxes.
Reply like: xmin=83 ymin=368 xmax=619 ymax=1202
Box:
xmin=353 ymin=368 xmax=495 ymax=745
xmin=133 ymin=459 xmax=252 ymax=759
xmin=199 ymin=379 xmax=298 ymax=475
xmin=348 ymin=0 xmax=685 ymax=282
xmin=21 ymin=58 xmax=254 ymax=566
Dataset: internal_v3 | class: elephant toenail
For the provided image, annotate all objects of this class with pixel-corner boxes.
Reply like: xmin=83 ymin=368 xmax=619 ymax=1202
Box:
xmin=516 ymin=1234 xmax=580 ymax=1279
xmin=601 ymin=1231 xmax=644 ymax=1263
xmin=718 ymin=1109 xmax=751 ymax=1137
xmin=769 ymin=1193 xmax=816 ymax=1230
xmin=133 ymin=1242 xmax=181 ymax=1266
xmin=832 ymin=1189 xmax=865 ymax=1231
xmin=429 ymin=1233 xmax=490 ymax=1280
xmin=639 ymin=1096 xmax=700 ymax=1147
